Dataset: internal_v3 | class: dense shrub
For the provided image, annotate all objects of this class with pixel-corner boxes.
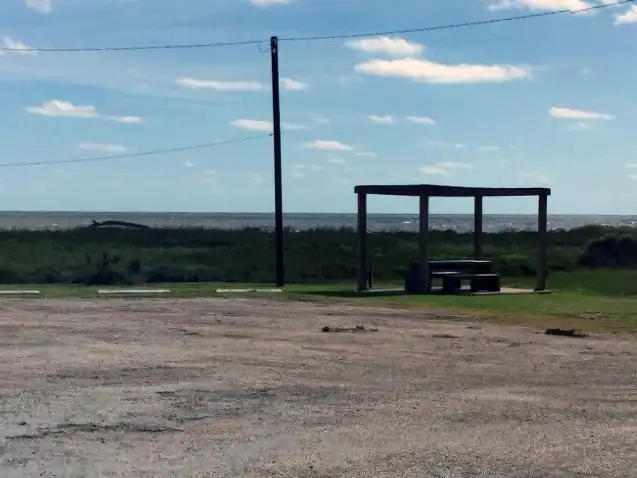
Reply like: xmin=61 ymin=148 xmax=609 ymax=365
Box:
xmin=0 ymin=225 xmax=631 ymax=285
xmin=579 ymin=234 xmax=637 ymax=268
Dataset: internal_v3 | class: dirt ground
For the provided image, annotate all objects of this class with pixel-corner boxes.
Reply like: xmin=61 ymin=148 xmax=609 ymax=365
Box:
xmin=1 ymin=297 xmax=637 ymax=477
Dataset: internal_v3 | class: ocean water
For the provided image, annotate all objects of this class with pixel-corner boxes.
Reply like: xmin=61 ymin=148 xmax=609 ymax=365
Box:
xmin=0 ymin=212 xmax=635 ymax=233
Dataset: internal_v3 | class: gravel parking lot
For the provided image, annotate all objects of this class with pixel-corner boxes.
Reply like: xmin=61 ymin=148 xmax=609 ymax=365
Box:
xmin=1 ymin=297 xmax=636 ymax=477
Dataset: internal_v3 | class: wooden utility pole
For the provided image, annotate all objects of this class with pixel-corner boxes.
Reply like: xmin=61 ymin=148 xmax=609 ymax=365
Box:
xmin=270 ymin=36 xmax=284 ymax=287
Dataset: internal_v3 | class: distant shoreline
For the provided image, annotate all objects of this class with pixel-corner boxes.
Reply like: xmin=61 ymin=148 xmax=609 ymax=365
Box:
xmin=0 ymin=212 xmax=634 ymax=233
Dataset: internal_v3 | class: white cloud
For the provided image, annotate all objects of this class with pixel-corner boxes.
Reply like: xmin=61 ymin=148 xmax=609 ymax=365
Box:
xmin=487 ymin=0 xmax=593 ymax=12
xmin=418 ymin=161 xmax=472 ymax=177
xmin=230 ymin=119 xmax=273 ymax=132
xmin=422 ymin=140 xmax=467 ymax=149
xmin=25 ymin=100 xmax=143 ymax=123
xmin=230 ymin=118 xmax=308 ymax=132
xmin=438 ymin=161 xmax=472 ymax=169
xmin=328 ymin=158 xmax=347 ymax=164
xmin=406 ymin=116 xmax=436 ymax=125
xmin=345 ymin=36 xmax=425 ymax=56
xmin=184 ymin=161 xmax=195 ymax=168
xmin=549 ymin=106 xmax=614 ymax=120
xmin=0 ymin=37 xmax=36 ymax=55
xmin=355 ymin=57 xmax=530 ymax=84
xmin=250 ymin=0 xmax=297 ymax=6
xmin=25 ymin=100 xmax=97 ymax=118
xmin=108 ymin=115 xmax=144 ymax=124
xmin=418 ymin=166 xmax=451 ymax=176
xmin=625 ymin=163 xmax=637 ymax=168
xmin=176 ymin=77 xmax=264 ymax=91
xmin=356 ymin=152 xmax=377 ymax=157
xmin=25 ymin=0 xmax=51 ymax=13
xmin=281 ymin=78 xmax=309 ymax=90
xmin=251 ymin=173 xmax=265 ymax=183
xmin=369 ymin=115 xmax=395 ymax=124
xmin=303 ymin=140 xmax=354 ymax=152
xmin=629 ymin=174 xmax=637 ymax=180
xmin=78 ymin=142 xmax=127 ymax=153
xmin=615 ymin=5 xmax=637 ymax=24
xmin=477 ymin=145 xmax=502 ymax=152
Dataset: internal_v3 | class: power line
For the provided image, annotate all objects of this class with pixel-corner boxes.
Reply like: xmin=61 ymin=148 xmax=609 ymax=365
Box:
xmin=279 ymin=0 xmax=636 ymax=42
xmin=0 ymin=133 xmax=272 ymax=168
xmin=0 ymin=38 xmax=264 ymax=53
xmin=0 ymin=0 xmax=632 ymax=53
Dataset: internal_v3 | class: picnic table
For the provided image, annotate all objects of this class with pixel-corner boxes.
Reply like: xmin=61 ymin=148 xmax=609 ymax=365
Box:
xmin=404 ymin=260 xmax=500 ymax=294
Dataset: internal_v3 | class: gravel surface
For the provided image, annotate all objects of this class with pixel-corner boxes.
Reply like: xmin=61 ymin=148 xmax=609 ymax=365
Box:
xmin=1 ymin=297 xmax=636 ymax=477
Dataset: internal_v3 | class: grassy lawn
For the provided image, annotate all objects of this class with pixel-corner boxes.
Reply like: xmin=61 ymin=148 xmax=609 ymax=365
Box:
xmin=2 ymin=269 xmax=637 ymax=333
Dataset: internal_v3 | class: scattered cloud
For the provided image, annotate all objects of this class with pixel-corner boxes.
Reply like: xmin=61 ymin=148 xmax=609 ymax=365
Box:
xmin=25 ymin=0 xmax=52 ymax=14
xmin=345 ymin=36 xmax=425 ymax=56
xmin=328 ymin=158 xmax=347 ymax=164
xmin=281 ymin=78 xmax=309 ymax=90
xmin=418 ymin=166 xmax=451 ymax=176
xmin=615 ymin=5 xmax=637 ymax=24
xmin=418 ymin=161 xmax=472 ymax=176
xmin=406 ymin=116 xmax=436 ymax=125
xmin=356 ymin=152 xmax=377 ymax=158
xmin=477 ymin=145 xmax=503 ymax=152
xmin=251 ymin=173 xmax=265 ymax=183
xmin=25 ymin=100 xmax=143 ymax=124
xmin=422 ymin=140 xmax=467 ymax=149
xmin=355 ymin=57 xmax=530 ymax=84
xmin=625 ymin=163 xmax=637 ymax=168
xmin=78 ymin=142 xmax=127 ymax=153
xmin=303 ymin=140 xmax=354 ymax=152
xmin=487 ymin=0 xmax=593 ymax=13
xmin=629 ymin=174 xmax=637 ymax=180
xmin=369 ymin=115 xmax=395 ymax=124
xmin=549 ymin=106 xmax=614 ymax=120
xmin=249 ymin=0 xmax=297 ymax=6
xmin=230 ymin=118 xmax=308 ymax=132
xmin=184 ymin=161 xmax=195 ymax=168
xmin=0 ymin=37 xmax=36 ymax=55
xmin=26 ymin=100 xmax=97 ymax=118
xmin=438 ymin=161 xmax=473 ymax=169
xmin=230 ymin=119 xmax=272 ymax=132
xmin=176 ymin=77 xmax=264 ymax=91
xmin=578 ymin=66 xmax=595 ymax=75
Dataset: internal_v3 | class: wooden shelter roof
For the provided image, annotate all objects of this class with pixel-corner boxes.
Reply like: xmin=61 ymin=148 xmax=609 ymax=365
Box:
xmin=354 ymin=184 xmax=551 ymax=198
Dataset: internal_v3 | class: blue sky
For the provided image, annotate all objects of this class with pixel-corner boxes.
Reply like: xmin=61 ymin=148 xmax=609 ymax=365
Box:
xmin=0 ymin=0 xmax=636 ymax=214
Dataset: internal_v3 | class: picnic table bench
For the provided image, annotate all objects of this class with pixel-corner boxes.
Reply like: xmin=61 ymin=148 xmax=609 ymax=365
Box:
xmin=404 ymin=260 xmax=500 ymax=294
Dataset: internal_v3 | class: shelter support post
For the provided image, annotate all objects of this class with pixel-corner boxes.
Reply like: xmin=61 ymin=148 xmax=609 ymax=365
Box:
xmin=473 ymin=196 xmax=483 ymax=259
xmin=419 ymin=195 xmax=430 ymax=293
xmin=357 ymin=193 xmax=368 ymax=292
xmin=536 ymin=194 xmax=548 ymax=291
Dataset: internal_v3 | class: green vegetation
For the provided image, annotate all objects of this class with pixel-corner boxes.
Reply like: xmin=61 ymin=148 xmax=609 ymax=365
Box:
xmin=0 ymin=225 xmax=636 ymax=292
xmin=2 ymin=277 xmax=637 ymax=333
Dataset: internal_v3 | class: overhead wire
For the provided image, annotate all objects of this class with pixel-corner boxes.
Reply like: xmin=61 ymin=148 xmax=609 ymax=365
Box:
xmin=0 ymin=133 xmax=273 ymax=169
xmin=0 ymin=0 xmax=632 ymax=53
xmin=279 ymin=0 xmax=636 ymax=42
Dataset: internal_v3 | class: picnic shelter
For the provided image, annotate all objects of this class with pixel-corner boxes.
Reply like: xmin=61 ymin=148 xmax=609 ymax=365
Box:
xmin=354 ymin=184 xmax=551 ymax=294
